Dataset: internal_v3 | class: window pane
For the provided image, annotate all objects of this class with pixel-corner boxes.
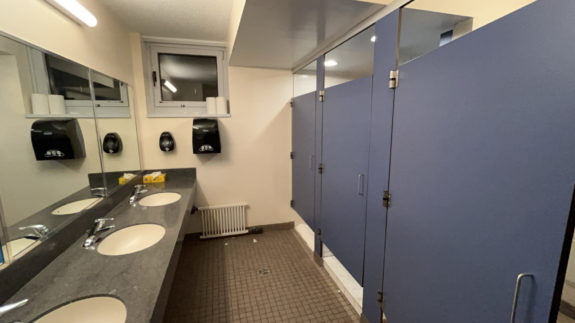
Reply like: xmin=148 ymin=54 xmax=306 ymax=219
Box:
xmin=92 ymin=71 xmax=122 ymax=101
xmin=294 ymin=61 xmax=317 ymax=97
xmin=399 ymin=0 xmax=536 ymax=65
xmin=324 ymin=25 xmax=375 ymax=89
xmin=158 ymin=53 xmax=218 ymax=102
xmin=45 ymin=54 xmax=91 ymax=100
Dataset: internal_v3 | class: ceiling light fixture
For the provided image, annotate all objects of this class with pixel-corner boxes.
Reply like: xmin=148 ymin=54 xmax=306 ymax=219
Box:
xmin=371 ymin=35 xmax=377 ymax=43
xmin=44 ymin=0 xmax=98 ymax=27
xmin=164 ymin=80 xmax=178 ymax=93
xmin=324 ymin=60 xmax=338 ymax=67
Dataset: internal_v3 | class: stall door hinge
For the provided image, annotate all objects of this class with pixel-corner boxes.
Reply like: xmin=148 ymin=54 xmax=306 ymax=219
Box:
xmin=319 ymin=90 xmax=325 ymax=102
xmin=389 ymin=70 xmax=399 ymax=89
xmin=383 ymin=190 xmax=391 ymax=208
xmin=290 ymin=200 xmax=295 ymax=208
xmin=290 ymin=152 xmax=294 ymax=159
xmin=317 ymin=228 xmax=322 ymax=236
xmin=290 ymin=98 xmax=294 ymax=107
xmin=318 ymin=163 xmax=324 ymax=174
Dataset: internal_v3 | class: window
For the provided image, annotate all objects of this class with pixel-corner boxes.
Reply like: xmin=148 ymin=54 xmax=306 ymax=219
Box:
xmin=145 ymin=42 xmax=229 ymax=117
xmin=28 ymin=49 xmax=130 ymax=117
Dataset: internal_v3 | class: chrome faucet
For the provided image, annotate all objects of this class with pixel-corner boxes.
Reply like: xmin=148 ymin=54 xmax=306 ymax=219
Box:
xmin=129 ymin=184 xmax=147 ymax=206
xmin=83 ymin=218 xmax=115 ymax=249
xmin=0 ymin=299 xmax=28 ymax=318
xmin=18 ymin=224 xmax=49 ymax=239
xmin=90 ymin=187 xmax=107 ymax=197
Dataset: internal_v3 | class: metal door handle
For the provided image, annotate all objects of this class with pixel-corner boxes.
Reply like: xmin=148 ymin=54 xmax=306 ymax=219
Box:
xmin=357 ymin=174 xmax=365 ymax=196
xmin=510 ymin=273 xmax=534 ymax=323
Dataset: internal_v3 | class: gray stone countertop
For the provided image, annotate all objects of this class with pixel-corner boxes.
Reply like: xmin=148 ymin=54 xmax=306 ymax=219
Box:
xmin=1 ymin=168 xmax=196 ymax=323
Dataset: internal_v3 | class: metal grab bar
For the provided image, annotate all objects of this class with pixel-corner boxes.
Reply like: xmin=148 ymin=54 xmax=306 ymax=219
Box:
xmin=510 ymin=273 xmax=534 ymax=323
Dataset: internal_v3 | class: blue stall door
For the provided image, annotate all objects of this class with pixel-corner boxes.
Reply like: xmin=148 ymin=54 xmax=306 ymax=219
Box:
xmin=292 ymin=92 xmax=317 ymax=229
xmin=321 ymin=76 xmax=372 ymax=284
xmin=383 ymin=0 xmax=575 ymax=322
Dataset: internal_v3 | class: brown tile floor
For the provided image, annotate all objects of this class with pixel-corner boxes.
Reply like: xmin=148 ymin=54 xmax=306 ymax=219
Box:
xmin=164 ymin=229 xmax=360 ymax=323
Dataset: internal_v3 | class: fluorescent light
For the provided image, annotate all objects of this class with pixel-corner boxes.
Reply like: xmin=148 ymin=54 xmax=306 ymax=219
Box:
xmin=45 ymin=0 xmax=98 ymax=27
xmin=371 ymin=35 xmax=377 ymax=43
xmin=324 ymin=60 xmax=338 ymax=67
xmin=164 ymin=80 xmax=178 ymax=93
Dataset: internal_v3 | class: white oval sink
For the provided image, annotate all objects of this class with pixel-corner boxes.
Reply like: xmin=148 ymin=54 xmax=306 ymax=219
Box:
xmin=97 ymin=224 xmax=165 ymax=256
xmin=7 ymin=237 xmax=37 ymax=256
xmin=34 ymin=296 xmax=126 ymax=323
xmin=52 ymin=198 xmax=102 ymax=215
xmin=139 ymin=192 xmax=181 ymax=207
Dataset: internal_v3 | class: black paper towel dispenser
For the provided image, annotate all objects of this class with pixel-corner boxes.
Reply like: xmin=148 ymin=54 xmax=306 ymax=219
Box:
xmin=31 ymin=119 xmax=86 ymax=160
xmin=193 ymin=119 xmax=221 ymax=154
xmin=103 ymin=132 xmax=122 ymax=154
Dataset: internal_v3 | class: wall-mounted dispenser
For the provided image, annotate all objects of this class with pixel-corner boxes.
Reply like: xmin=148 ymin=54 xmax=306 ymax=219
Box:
xmin=159 ymin=132 xmax=175 ymax=152
xmin=193 ymin=119 xmax=221 ymax=154
xmin=103 ymin=132 xmax=122 ymax=154
xmin=31 ymin=119 xmax=86 ymax=160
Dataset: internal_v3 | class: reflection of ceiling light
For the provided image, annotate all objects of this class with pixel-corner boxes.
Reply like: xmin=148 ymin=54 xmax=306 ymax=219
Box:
xmin=164 ymin=80 xmax=178 ymax=93
xmin=371 ymin=35 xmax=377 ymax=43
xmin=301 ymin=75 xmax=309 ymax=78
xmin=324 ymin=60 xmax=338 ymax=67
xmin=45 ymin=0 xmax=98 ymax=27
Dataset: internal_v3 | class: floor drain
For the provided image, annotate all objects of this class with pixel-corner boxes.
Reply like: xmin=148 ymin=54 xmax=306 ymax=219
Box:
xmin=257 ymin=268 xmax=271 ymax=276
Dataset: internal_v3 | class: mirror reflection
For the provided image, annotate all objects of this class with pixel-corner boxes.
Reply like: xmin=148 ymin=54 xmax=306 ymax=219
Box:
xmin=92 ymin=71 xmax=141 ymax=194
xmin=0 ymin=33 xmax=141 ymax=267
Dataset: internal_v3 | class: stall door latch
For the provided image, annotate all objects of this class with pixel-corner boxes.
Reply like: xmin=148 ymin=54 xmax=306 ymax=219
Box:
xmin=383 ymin=190 xmax=391 ymax=208
xmin=318 ymin=163 xmax=324 ymax=174
xmin=319 ymin=90 xmax=325 ymax=102
xmin=389 ymin=70 xmax=399 ymax=89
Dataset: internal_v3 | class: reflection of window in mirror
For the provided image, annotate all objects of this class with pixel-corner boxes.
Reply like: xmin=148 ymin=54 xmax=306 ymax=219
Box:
xmin=45 ymin=54 xmax=91 ymax=100
xmin=27 ymin=50 xmax=129 ymax=117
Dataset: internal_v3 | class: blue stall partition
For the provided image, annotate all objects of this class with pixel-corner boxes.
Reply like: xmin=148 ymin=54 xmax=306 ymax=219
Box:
xmin=361 ymin=10 xmax=400 ymax=323
xmin=382 ymin=0 xmax=575 ymax=322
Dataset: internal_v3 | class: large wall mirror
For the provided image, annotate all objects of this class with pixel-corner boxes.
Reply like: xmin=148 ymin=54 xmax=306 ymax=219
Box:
xmin=0 ymin=33 xmax=141 ymax=270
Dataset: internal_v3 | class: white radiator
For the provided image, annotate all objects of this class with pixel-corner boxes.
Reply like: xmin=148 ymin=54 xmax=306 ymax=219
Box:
xmin=198 ymin=204 xmax=249 ymax=239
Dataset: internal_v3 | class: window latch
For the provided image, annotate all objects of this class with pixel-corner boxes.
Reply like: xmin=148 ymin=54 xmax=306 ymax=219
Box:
xmin=152 ymin=71 xmax=157 ymax=87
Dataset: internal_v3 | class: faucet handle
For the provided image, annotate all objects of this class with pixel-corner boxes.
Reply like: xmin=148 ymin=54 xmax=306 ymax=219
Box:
xmin=0 ymin=299 xmax=28 ymax=317
xmin=95 ymin=218 xmax=114 ymax=224
xmin=18 ymin=224 xmax=49 ymax=237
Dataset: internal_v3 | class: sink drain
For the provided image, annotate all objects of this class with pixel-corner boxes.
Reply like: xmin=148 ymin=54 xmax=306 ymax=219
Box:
xmin=257 ymin=268 xmax=271 ymax=276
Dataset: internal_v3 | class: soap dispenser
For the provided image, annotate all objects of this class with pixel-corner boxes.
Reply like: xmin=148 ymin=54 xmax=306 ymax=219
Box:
xmin=103 ymin=132 xmax=122 ymax=154
xmin=159 ymin=132 xmax=175 ymax=152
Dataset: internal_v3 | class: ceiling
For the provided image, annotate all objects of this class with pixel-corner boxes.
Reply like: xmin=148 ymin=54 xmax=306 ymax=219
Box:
xmin=98 ymin=0 xmax=234 ymax=41
xmin=229 ymin=0 xmax=385 ymax=69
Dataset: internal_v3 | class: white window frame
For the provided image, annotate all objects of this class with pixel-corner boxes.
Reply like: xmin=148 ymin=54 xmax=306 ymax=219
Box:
xmin=143 ymin=39 xmax=229 ymax=117
xmin=27 ymin=48 xmax=130 ymax=118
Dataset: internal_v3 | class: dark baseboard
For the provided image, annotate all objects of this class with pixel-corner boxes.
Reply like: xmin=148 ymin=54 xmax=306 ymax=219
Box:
xmin=561 ymin=300 xmax=575 ymax=319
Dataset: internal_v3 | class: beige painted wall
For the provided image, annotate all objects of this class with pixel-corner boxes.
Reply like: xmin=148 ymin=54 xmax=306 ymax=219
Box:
xmin=130 ymin=34 xmax=301 ymax=232
xmin=0 ymin=0 xmax=133 ymax=83
xmin=0 ymin=2 xmax=140 ymax=226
